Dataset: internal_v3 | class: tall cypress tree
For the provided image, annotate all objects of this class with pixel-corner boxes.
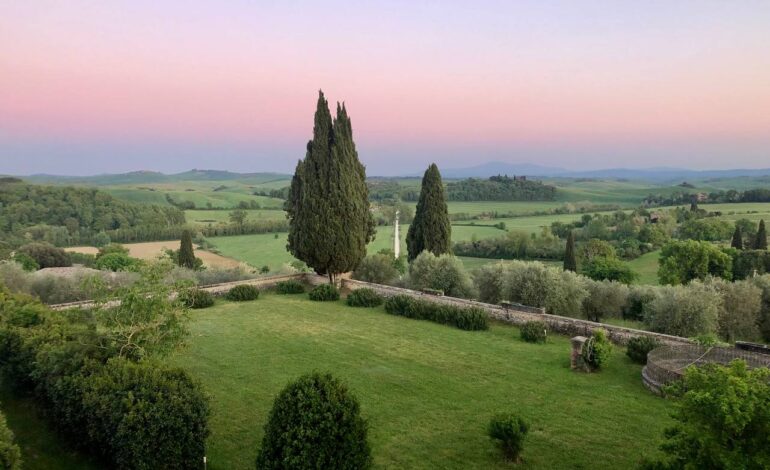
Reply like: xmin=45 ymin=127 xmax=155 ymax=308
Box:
xmin=564 ymin=231 xmax=577 ymax=271
xmin=406 ymin=163 xmax=451 ymax=261
xmin=731 ymin=226 xmax=743 ymax=250
xmin=178 ymin=229 xmax=196 ymax=269
xmin=755 ymin=219 xmax=768 ymax=250
xmin=286 ymin=91 xmax=375 ymax=283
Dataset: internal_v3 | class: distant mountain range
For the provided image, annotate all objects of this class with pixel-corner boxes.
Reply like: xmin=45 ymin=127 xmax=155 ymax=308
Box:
xmin=11 ymin=164 xmax=770 ymax=185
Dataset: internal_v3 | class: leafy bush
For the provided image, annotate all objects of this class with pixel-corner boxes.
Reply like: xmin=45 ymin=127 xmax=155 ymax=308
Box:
xmin=581 ymin=256 xmax=638 ymax=284
xmin=17 ymin=242 xmax=72 ymax=268
xmin=346 ymin=288 xmax=383 ymax=308
xmin=751 ymin=274 xmax=770 ymax=342
xmin=225 ymin=284 xmax=260 ymax=302
xmin=352 ymin=254 xmax=399 ymax=284
xmin=179 ymin=289 xmax=214 ymax=309
xmin=488 ymin=413 xmax=528 ymax=462
xmin=643 ymin=361 xmax=770 ymax=469
xmin=472 ymin=262 xmax=509 ymax=304
xmin=383 ymin=294 xmax=488 ymax=331
xmin=520 ymin=321 xmax=548 ymax=343
xmin=658 ymin=240 xmax=732 ymax=285
xmin=581 ymin=280 xmax=629 ymax=322
xmin=94 ymin=252 xmax=138 ymax=272
xmin=275 ymin=280 xmax=306 ymax=294
xmin=644 ymin=282 xmax=720 ymax=337
xmin=11 ymin=252 xmax=38 ymax=271
xmin=408 ymin=252 xmax=476 ymax=299
xmin=625 ymin=336 xmax=659 ymax=364
xmin=96 ymin=243 xmax=129 ymax=258
xmin=194 ymin=266 xmax=255 ymax=286
xmin=498 ymin=261 xmax=588 ymax=318
xmin=256 ymin=372 xmax=371 ymax=469
xmin=707 ymin=278 xmax=762 ymax=342
xmin=0 ymin=409 xmax=21 ymax=470
xmin=309 ymin=284 xmax=340 ymax=301
xmin=581 ymin=329 xmax=613 ymax=370
xmin=623 ymin=285 xmax=656 ymax=321
xmin=68 ymin=251 xmax=96 ymax=267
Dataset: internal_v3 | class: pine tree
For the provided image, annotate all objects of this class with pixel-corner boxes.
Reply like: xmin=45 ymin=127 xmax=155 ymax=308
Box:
xmin=286 ymin=91 xmax=375 ymax=283
xmin=755 ymin=219 xmax=768 ymax=250
xmin=731 ymin=226 xmax=743 ymax=250
xmin=178 ymin=229 xmax=196 ymax=269
xmin=564 ymin=231 xmax=577 ymax=271
xmin=406 ymin=163 xmax=451 ymax=261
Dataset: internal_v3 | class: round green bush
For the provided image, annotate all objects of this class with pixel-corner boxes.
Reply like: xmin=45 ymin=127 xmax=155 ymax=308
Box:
xmin=582 ymin=329 xmax=613 ymax=370
xmin=346 ymin=288 xmax=383 ymax=308
xmin=625 ymin=336 xmax=660 ymax=364
xmin=179 ymin=289 xmax=215 ymax=309
xmin=94 ymin=252 xmax=138 ymax=272
xmin=256 ymin=372 xmax=371 ymax=469
xmin=275 ymin=280 xmax=305 ymax=294
xmin=520 ymin=321 xmax=548 ymax=343
xmin=308 ymin=284 xmax=339 ymax=301
xmin=488 ymin=413 xmax=529 ymax=462
xmin=225 ymin=284 xmax=260 ymax=302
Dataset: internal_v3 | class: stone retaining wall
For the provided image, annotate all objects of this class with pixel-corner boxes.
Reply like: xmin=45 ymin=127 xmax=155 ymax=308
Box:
xmin=342 ymin=278 xmax=692 ymax=347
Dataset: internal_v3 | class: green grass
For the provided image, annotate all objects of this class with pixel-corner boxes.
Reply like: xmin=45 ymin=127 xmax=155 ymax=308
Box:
xmin=170 ymin=295 xmax=672 ymax=469
xmin=626 ymin=251 xmax=661 ymax=286
xmin=185 ymin=209 xmax=287 ymax=225
xmin=0 ymin=387 xmax=99 ymax=470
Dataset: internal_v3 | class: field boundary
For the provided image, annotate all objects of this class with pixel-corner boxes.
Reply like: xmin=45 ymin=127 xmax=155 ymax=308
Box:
xmin=49 ymin=272 xmax=691 ymax=346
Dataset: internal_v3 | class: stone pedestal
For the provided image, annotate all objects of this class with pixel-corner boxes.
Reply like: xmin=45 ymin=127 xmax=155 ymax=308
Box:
xmin=571 ymin=336 xmax=588 ymax=371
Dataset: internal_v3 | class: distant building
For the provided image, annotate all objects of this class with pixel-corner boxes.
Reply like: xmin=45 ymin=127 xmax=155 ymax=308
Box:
xmin=650 ymin=213 xmax=662 ymax=223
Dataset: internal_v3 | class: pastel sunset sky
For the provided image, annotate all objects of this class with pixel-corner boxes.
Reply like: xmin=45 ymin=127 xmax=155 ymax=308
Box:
xmin=1 ymin=1 xmax=769 ymax=175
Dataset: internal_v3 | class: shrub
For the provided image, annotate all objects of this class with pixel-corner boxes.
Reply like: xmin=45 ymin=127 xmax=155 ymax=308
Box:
xmin=68 ymin=251 xmax=96 ymax=267
xmin=644 ymin=282 xmax=720 ymax=337
xmin=520 ymin=321 xmax=548 ymax=343
xmin=383 ymin=294 xmax=488 ymax=331
xmin=275 ymin=280 xmax=306 ymax=294
xmin=308 ymin=284 xmax=340 ymax=301
xmin=11 ymin=252 xmax=38 ymax=271
xmin=225 ymin=284 xmax=260 ymax=302
xmin=488 ymin=413 xmax=528 ymax=462
xmin=581 ymin=329 xmax=613 ymax=370
xmin=0 ymin=410 xmax=21 ymax=470
xmin=644 ymin=361 xmax=770 ymax=469
xmin=352 ymin=254 xmax=399 ymax=284
xmin=256 ymin=372 xmax=371 ymax=470
xmin=346 ymin=288 xmax=383 ymax=308
xmin=581 ymin=280 xmax=629 ymax=322
xmin=94 ymin=252 xmax=138 ymax=272
xmin=179 ymin=289 xmax=214 ymax=309
xmin=625 ymin=336 xmax=659 ymax=364
xmin=472 ymin=262 xmax=509 ymax=304
xmin=96 ymin=243 xmax=129 ymax=259
xmin=194 ymin=266 xmax=255 ymax=286
xmin=623 ymin=285 xmax=656 ymax=321
xmin=17 ymin=242 xmax=72 ymax=268
xmin=408 ymin=252 xmax=476 ymax=299
xmin=751 ymin=274 xmax=770 ymax=342
xmin=708 ymin=278 xmax=762 ymax=342
xmin=581 ymin=256 xmax=638 ymax=284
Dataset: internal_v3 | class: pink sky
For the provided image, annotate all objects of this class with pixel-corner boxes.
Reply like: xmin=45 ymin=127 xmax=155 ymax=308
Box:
xmin=1 ymin=1 xmax=769 ymax=175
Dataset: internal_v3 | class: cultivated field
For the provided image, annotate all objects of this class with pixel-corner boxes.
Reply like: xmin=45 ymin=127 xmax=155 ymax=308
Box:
xmin=65 ymin=242 xmax=242 ymax=269
xmin=170 ymin=294 xmax=672 ymax=469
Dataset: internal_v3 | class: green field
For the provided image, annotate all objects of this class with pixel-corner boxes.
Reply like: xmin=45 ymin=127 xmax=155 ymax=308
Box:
xmin=627 ymin=251 xmax=661 ymax=285
xmin=169 ymin=295 xmax=672 ymax=469
xmin=185 ymin=209 xmax=287 ymax=225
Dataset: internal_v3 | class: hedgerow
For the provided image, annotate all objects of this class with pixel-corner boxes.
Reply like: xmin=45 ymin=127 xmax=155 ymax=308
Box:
xmin=275 ymin=280 xmax=305 ymax=294
xmin=383 ymin=294 xmax=488 ymax=331
xmin=346 ymin=288 xmax=383 ymax=308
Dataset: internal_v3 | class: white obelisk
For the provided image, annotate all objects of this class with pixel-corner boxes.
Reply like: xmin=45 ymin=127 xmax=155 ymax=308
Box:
xmin=393 ymin=210 xmax=400 ymax=259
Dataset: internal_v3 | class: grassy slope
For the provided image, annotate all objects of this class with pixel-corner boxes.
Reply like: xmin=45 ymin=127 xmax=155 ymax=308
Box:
xmin=626 ymin=250 xmax=661 ymax=286
xmin=170 ymin=295 xmax=672 ymax=469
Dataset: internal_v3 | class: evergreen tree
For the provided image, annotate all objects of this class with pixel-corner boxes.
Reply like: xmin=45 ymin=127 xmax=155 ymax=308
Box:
xmin=563 ymin=231 xmax=577 ymax=271
xmin=286 ymin=91 xmax=375 ymax=283
xmin=406 ymin=164 xmax=451 ymax=261
xmin=755 ymin=219 xmax=768 ymax=250
xmin=731 ymin=225 xmax=743 ymax=250
xmin=178 ymin=229 xmax=196 ymax=269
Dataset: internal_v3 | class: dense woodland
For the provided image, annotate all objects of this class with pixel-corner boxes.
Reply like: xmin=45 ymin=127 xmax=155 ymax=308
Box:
xmin=445 ymin=175 xmax=557 ymax=201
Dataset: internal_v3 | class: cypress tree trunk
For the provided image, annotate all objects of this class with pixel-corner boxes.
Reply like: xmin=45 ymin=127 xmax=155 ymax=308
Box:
xmin=286 ymin=91 xmax=375 ymax=282
xmin=755 ymin=220 xmax=768 ymax=250
xmin=178 ymin=229 xmax=196 ymax=269
xmin=731 ymin=226 xmax=743 ymax=250
xmin=563 ymin=231 xmax=577 ymax=271
xmin=406 ymin=163 xmax=451 ymax=261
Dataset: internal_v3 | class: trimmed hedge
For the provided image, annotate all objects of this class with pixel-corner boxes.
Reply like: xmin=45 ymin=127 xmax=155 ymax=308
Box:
xmin=179 ymin=289 xmax=214 ymax=309
xmin=626 ymin=336 xmax=659 ymax=365
xmin=309 ymin=284 xmax=340 ymax=302
xmin=383 ymin=294 xmax=488 ymax=331
xmin=346 ymin=288 xmax=383 ymax=308
xmin=488 ymin=413 xmax=528 ymax=462
xmin=275 ymin=280 xmax=305 ymax=294
xmin=256 ymin=372 xmax=371 ymax=469
xmin=225 ymin=284 xmax=259 ymax=302
xmin=520 ymin=321 xmax=548 ymax=343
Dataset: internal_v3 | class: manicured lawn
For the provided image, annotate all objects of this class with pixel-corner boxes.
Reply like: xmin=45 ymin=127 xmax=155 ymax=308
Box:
xmin=170 ymin=295 xmax=672 ymax=469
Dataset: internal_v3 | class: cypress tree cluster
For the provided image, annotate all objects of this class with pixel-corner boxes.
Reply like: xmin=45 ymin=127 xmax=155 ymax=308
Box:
xmin=731 ymin=226 xmax=743 ymax=250
xmin=178 ymin=229 xmax=197 ymax=269
xmin=286 ymin=91 xmax=375 ymax=282
xmin=564 ymin=231 xmax=577 ymax=271
xmin=406 ymin=163 xmax=451 ymax=261
xmin=755 ymin=219 xmax=767 ymax=250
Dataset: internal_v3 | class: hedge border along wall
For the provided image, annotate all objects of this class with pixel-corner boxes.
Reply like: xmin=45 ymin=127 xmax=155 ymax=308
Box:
xmin=48 ymin=273 xmax=693 ymax=347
